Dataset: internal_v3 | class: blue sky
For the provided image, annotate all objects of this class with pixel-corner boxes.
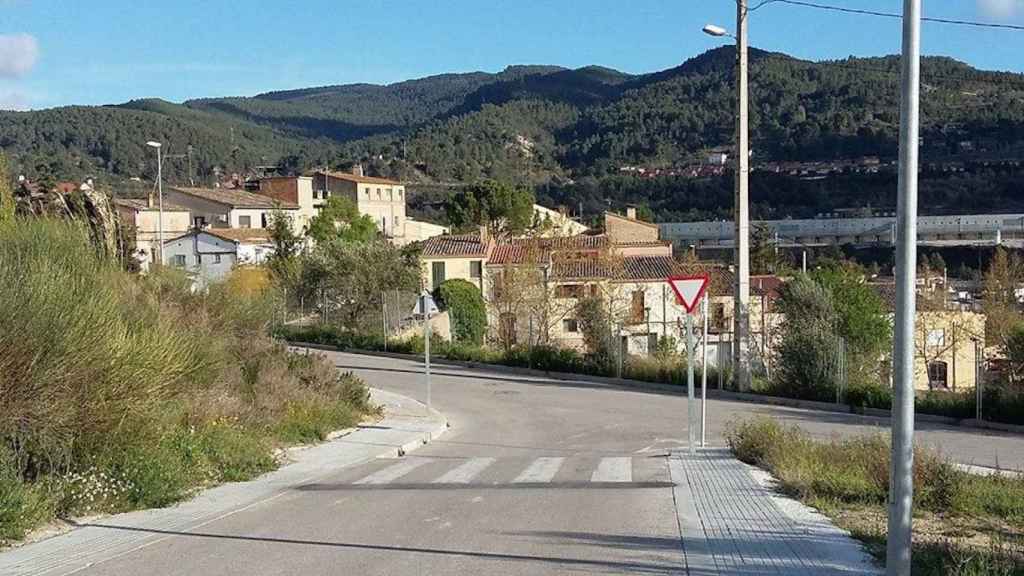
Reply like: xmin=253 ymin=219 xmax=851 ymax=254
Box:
xmin=1 ymin=0 xmax=1023 ymax=110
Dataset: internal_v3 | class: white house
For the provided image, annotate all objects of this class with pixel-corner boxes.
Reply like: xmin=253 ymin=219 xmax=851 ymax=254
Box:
xmin=164 ymin=186 xmax=300 ymax=233
xmin=163 ymin=229 xmax=276 ymax=288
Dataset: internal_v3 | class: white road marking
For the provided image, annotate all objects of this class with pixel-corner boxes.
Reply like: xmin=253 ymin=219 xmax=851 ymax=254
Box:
xmin=591 ymin=457 xmax=632 ymax=483
xmin=432 ymin=457 xmax=496 ymax=484
xmin=512 ymin=457 xmax=565 ymax=483
xmin=353 ymin=458 xmax=431 ymax=485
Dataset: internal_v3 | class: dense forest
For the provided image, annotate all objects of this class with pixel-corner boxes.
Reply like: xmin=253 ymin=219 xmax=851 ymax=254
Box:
xmin=4 ymin=46 xmax=1024 ymax=220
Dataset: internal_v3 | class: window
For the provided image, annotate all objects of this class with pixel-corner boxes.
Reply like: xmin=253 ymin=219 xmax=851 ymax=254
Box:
xmin=214 ymin=254 xmax=222 ymax=264
xmin=172 ymin=254 xmax=186 ymax=267
xmin=927 ymin=329 xmax=946 ymax=347
xmin=927 ymin=361 xmax=949 ymax=389
xmin=261 ymin=213 xmax=268 ymax=228
xmin=195 ymin=254 xmax=201 ymax=265
xmin=557 ymin=284 xmax=584 ymax=299
xmin=377 ymin=187 xmax=382 ymax=199
xmin=388 ymin=188 xmax=394 ymax=200
xmin=500 ymin=313 xmax=517 ymax=345
xmin=193 ymin=216 xmax=206 ymax=228
xmin=562 ymin=319 xmax=579 ymax=333
xmin=631 ymin=290 xmax=646 ymax=323
xmin=398 ymin=189 xmax=404 ymax=199
xmin=238 ymin=215 xmax=252 ymax=228
xmin=431 ymin=261 xmax=446 ymax=289
xmin=470 ymin=261 xmax=482 ymax=279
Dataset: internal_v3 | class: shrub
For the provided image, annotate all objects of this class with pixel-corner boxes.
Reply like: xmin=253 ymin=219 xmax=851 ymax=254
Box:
xmin=435 ymin=279 xmax=487 ymax=345
xmin=0 ymin=219 xmax=375 ymax=542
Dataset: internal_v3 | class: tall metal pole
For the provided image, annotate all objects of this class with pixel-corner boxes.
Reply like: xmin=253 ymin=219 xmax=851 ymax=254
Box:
xmin=700 ymin=295 xmax=709 ymax=447
xmin=734 ymin=0 xmax=752 ymax=391
xmin=887 ymin=2 xmax=920 ymax=574
xmin=381 ymin=292 xmax=388 ymax=352
xmin=686 ymin=311 xmax=696 ymax=455
xmin=156 ymin=146 xmax=164 ymax=267
xmin=423 ymin=296 xmax=432 ymax=410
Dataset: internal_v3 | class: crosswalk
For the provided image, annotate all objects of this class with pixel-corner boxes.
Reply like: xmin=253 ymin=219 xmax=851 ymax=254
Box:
xmin=345 ymin=456 xmax=667 ymax=487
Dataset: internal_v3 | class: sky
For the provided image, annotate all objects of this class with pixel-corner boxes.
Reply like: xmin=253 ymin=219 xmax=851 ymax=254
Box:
xmin=1 ymin=0 xmax=1023 ymax=110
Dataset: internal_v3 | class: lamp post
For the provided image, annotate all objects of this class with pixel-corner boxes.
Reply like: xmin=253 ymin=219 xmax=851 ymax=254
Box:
xmin=703 ymin=3 xmax=751 ymax=391
xmin=146 ymin=141 xmax=164 ymax=267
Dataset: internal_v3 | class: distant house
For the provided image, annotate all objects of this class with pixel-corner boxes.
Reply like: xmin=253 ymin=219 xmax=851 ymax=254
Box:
xmin=420 ymin=229 xmax=492 ymax=292
xmin=164 ymin=186 xmax=300 ymax=233
xmin=256 ymin=176 xmax=321 ymax=233
xmin=163 ymin=228 xmax=276 ymax=288
xmin=113 ymin=196 xmax=191 ymax=271
xmin=312 ymin=167 xmax=407 ymax=241
xmin=532 ymin=204 xmax=589 ymax=237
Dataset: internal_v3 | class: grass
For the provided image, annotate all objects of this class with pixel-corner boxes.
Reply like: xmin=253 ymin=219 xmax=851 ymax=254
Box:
xmin=727 ymin=418 xmax=1024 ymax=575
xmin=276 ymin=324 xmax=724 ymax=386
xmin=0 ymin=219 xmax=376 ymax=545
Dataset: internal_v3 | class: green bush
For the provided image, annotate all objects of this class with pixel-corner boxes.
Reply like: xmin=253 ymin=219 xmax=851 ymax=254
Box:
xmin=435 ymin=279 xmax=487 ymax=345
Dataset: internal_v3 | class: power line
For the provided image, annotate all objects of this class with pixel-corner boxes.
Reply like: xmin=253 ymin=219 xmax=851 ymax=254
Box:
xmin=757 ymin=0 xmax=1024 ymax=31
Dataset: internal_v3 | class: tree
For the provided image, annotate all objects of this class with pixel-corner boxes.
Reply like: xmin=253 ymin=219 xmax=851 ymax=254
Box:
xmin=266 ymin=210 xmax=304 ymax=308
xmin=773 ymin=275 xmax=844 ymax=400
xmin=813 ymin=263 xmax=891 ymax=367
xmin=0 ymin=153 xmax=13 ymax=223
xmin=445 ymin=180 xmax=535 ymax=237
xmin=435 ymin=279 xmax=487 ymax=345
xmin=301 ymin=240 xmax=420 ymax=332
xmin=983 ymin=247 xmax=1024 ymax=351
xmin=751 ymin=222 xmax=783 ymax=274
xmin=306 ymin=196 xmax=378 ymax=244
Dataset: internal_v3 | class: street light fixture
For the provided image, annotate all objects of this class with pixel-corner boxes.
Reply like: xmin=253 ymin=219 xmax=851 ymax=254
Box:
xmin=702 ymin=1 xmax=752 ymax=391
xmin=146 ymin=140 xmax=164 ymax=268
xmin=702 ymin=24 xmax=731 ymax=38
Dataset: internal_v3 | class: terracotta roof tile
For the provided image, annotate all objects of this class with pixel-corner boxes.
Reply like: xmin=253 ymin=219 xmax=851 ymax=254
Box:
xmin=113 ymin=197 xmax=189 ymax=212
xmin=317 ymin=170 xmax=402 ymax=186
xmin=421 ymin=233 xmax=489 ymax=258
xmin=171 ymin=187 xmax=299 ymax=209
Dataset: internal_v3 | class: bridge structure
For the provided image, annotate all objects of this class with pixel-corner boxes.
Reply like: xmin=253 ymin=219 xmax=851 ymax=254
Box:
xmin=660 ymin=213 xmax=1024 ymax=250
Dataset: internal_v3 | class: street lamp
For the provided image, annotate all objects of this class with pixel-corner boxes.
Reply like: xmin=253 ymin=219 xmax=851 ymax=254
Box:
xmin=703 ymin=1 xmax=752 ymax=391
xmin=146 ymin=141 xmax=164 ymax=267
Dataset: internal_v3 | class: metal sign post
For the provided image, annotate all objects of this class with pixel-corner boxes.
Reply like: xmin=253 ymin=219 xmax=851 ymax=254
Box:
xmin=667 ymin=274 xmax=711 ymax=456
xmin=701 ymin=295 xmax=709 ymax=447
xmin=415 ymin=292 xmax=439 ymax=410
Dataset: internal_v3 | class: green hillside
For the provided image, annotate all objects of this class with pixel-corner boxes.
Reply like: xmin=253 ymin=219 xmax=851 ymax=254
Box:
xmin=4 ymin=46 xmax=1024 ymax=217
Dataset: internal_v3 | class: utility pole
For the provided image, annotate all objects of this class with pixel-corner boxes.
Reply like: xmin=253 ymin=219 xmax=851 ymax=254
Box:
xmin=887 ymin=2 xmax=921 ymax=575
xmin=734 ymin=0 xmax=752 ymax=391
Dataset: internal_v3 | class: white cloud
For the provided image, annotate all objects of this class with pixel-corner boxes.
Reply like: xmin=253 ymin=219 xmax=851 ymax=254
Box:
xmin=0 ymin=34 xmax=39 ymax=78
xmin=978 ymin=0 xmax=1021 ymax=19
xmin=0 ymin=90 xmax=29 ymax=110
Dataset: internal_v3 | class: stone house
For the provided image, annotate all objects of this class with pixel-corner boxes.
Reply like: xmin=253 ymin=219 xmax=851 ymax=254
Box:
xmin=312 ymin=168 xmax=407 ymax=242
xmin=113 ymin=196 xmax=191 ymax=270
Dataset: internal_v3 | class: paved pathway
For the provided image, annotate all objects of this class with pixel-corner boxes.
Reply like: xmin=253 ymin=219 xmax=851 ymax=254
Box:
xmin=673 ymin=449 xmax=878 ymax=575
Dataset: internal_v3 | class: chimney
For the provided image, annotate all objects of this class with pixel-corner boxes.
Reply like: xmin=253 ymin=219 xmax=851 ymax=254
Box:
xmin=626 ymin=207 xmax=637 ymax=220
xmin=352 ymin=164 xmax=364 ymax=177
xmin=147 ymin=192 xmax=155 ymax=208
xmin=479 ymin=225 xmax=489 ymax=245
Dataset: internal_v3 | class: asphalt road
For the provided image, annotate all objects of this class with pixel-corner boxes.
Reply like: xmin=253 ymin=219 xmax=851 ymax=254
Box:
xmin=66 ymin=351 xmax=1024 ymax=575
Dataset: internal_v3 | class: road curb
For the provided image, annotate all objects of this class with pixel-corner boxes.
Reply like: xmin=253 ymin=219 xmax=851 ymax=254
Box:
xmin=292 ymin=341 xmax=1023 ymax=436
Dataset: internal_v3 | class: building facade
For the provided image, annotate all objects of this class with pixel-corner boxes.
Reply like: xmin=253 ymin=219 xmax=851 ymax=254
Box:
xmin=113 ymin=197 xmax=191 ymax=270
xmin=163 ymin=186 xmax=300 ymax=233
xmin=313 ymin=168 xmax=407 ymax=241
xmin=256 ymin=176 xmax=321 ymax=233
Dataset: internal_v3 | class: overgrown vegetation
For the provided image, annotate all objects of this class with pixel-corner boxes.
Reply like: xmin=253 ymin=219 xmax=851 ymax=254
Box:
xmin=0 ymin=219 xmax=375 ymax=545
xmin=434 ymin=279 xmax=487 ymax=345
xmin=276 ymin=324 xmax=718 ymax=387
xmin=727 ymin=418 xmax=1024 ymax=575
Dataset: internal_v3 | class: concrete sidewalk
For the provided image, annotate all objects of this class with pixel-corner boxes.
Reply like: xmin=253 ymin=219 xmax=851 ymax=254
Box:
xmin=670 ymin=448 xmax=880 ymax=575
xmin=0 ymin=388 xmax=448 ymax=576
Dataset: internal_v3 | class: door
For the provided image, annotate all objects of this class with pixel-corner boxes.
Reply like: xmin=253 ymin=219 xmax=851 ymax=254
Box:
xmin=431 ymin=261 xmax=446 ymax=290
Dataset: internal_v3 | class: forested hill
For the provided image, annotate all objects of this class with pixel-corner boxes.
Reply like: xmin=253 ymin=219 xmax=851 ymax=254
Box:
xmin=3 ymin=46 xmax=1024 ymax=188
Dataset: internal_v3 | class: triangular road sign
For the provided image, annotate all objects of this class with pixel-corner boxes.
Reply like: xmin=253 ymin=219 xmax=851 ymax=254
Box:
xmin=667 ymin=274 xmax=710 ymax=314
xmin=413 ymin=291 xmax=439 ymax=316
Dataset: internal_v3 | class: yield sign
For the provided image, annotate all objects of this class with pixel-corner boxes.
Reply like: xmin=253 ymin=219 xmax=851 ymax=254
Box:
xmin=667 ymin=274 xmax=710 ymax=314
